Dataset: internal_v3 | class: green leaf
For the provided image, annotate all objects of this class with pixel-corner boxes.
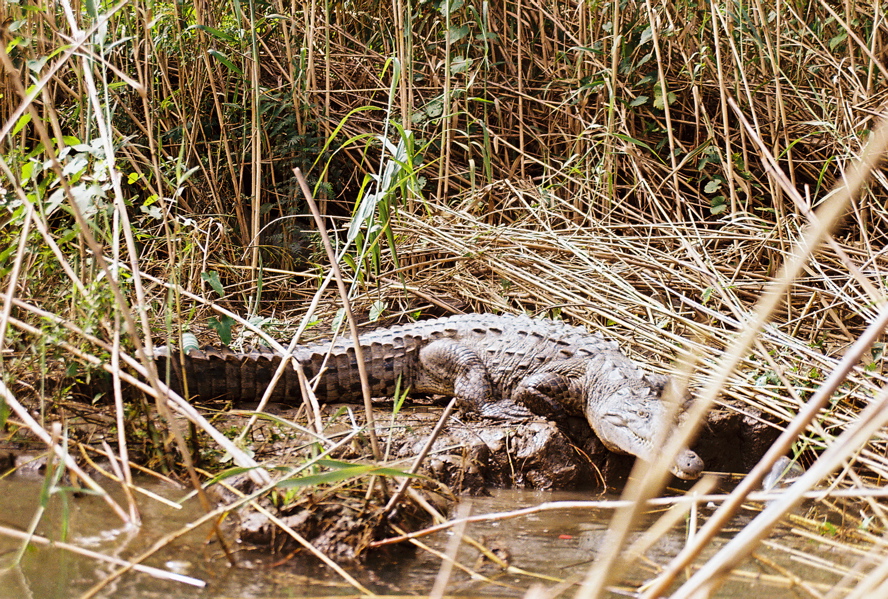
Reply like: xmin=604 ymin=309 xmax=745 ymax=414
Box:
xmin=208 ymin=49 xmax=242 ymax=74
xmin=25 ymin=142 xmax=45 ymax=160
xmin=475 ymin=31 xmax=499 ymax=42
xmin=184 ymin=465 xmax=291 ymax=501
xmin=200 ymin=466 xmax=259 ymax=488
xmin=704 ymin=179 xmax=722 ymax=194
xmin=27 ymin=56 xmax=48 ymax=73
xmin=140 ymin=203 xmax=163 ymax=219
xmin=338 ymin=254 xmax=357 ymax=278
xmin=12 ymin=112 xmax=31 ymax=136
xmin=62 ymin=153 xmax=88 ymax=177
xmin=438 ymin=0 xmax=464 ymax=16
xmin=196 ymin=24 xmax=238 ymax=42
xmin=20 ymin=160 xmax=35 ymax=185
xmin=447 ymin=24 xmax=469 ymax=44
xmin=829 ymin=33 xmax=847 ymax=51
xmin=275 ymin=461 xmax=423 ymax=489
xmin=611 ymin=133 xmax=662 ymax=161
xmin=424 ymin=99 xmax=444 ymax=117
xmin=0 ymin=242 xmax=16 ymax=264
xmin=652 ymin=85 xmax=677 ymax=110
xmin=316 ymin=459 xmax=363 ymax=469
xmin=630 ymin=95 xmax=648 ymax=107
xmin=201 ymin=270 xmax=225 ymax=297
xmin=369 ymin=300 xmax=387 ymax=322
xmin=392 ymin=376 xmax=409 ymax=417
xmin=5 ymin=36 xmax=23 ymax=54
xmin=331 ymin=308 xmax=346 ymax=333
xmin=127 ymin=172 xmax=141 ymax=184
xmin=450 ymin=57 xmax=473 ymax=74
xmin=208 ymin=315 xmax=234 ymax=345
xmin=176 ymin=165 xmax=200 ymax=185
xmin=275 ymin=469 xmax=364 ymax=488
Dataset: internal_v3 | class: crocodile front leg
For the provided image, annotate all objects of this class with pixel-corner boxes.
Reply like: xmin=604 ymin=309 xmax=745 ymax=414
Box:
xmin=510 ymin=359 xmax=588 ymax=420
xmin=512 ymin=360 xmax=704 ymax=480
xmin=416 ymin=339 xmax=533 ymax=419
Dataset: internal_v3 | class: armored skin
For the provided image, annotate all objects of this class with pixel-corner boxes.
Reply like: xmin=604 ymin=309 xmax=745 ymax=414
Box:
xmin=155 ymin=313 xmax=704 ymax=479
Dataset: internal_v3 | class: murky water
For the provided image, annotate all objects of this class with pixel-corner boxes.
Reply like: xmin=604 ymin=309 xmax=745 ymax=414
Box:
xmin=0 ymin=474 xmax=850 ymax=598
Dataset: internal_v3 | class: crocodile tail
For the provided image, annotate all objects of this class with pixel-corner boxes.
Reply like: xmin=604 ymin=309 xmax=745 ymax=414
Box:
xmin=153 ymin=345 xmax=303 ymax=403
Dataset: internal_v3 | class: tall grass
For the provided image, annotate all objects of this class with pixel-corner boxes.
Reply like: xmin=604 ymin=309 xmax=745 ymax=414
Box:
xmin=2 ymin=0 xmax=888 ymax=595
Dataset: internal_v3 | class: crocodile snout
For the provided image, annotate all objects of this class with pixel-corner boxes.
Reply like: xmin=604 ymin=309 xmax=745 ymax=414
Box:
xmin=672 ymin=449 xmax=705 ymax=480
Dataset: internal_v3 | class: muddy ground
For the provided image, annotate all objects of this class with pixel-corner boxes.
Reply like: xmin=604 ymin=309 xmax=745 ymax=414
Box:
xmin=205 ymin=398 xmax=782 ymax=559
xmin=0 ymin=391 xmax=782 ymax=561
xmin=234 ymin=399 xmax=782 ymax=493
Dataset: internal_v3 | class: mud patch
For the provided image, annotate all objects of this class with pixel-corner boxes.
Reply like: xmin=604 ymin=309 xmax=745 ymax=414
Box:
xmin=0 ymin=394 xmax=783 ymax=562
xmin=216 ymin=400 xmax=780 ymax=560
xmin=224 ymin=478 xmax=448 ymax=562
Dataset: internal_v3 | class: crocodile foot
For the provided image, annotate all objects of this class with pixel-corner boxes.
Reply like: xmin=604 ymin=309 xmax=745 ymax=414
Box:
xmin=478 ymin=399 xmax=536 ymax=421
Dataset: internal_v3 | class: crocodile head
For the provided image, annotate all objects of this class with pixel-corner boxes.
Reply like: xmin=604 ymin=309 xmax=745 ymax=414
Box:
xmin=585 ymin=371 xmax=704 ymax=480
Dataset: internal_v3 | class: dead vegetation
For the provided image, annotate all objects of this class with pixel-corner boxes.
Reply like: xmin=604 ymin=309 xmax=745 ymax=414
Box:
xmin=3 ymin=0 xmax=888 ymax=595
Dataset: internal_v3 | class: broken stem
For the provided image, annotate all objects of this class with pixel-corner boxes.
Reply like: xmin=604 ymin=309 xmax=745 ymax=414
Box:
xmin=294 ymin=168 xmax=382 ymax=462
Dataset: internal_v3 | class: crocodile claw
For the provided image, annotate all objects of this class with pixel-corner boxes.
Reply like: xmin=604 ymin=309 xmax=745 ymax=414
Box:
xmin=479 ymin=399 xmax=535 ymax=421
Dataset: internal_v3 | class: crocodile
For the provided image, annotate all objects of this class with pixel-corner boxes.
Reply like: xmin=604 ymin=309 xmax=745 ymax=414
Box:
xmin=155 ymin=313 xmax=704 ymax=479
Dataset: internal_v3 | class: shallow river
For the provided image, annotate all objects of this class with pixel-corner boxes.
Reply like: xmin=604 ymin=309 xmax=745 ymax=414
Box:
xmin=0 ymin=474 xmax=848 ymax=598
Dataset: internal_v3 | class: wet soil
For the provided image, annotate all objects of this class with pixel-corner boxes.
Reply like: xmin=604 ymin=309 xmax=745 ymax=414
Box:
xmin=0 ymin=476 xmax=854 ymax=599
xmin=194 ymin=398 xmax=782 ymax=560
xmin=229 ymin=398 xmax=782 ymax=494
xmin=0 ymin=393 xmax=782 ymax=563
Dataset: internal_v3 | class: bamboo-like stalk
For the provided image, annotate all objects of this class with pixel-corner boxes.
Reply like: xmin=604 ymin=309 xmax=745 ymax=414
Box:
xmin=296 ymin=168 xmax=382 ymax=461
xmin=642 ymin=0 xmax=679 ymax=213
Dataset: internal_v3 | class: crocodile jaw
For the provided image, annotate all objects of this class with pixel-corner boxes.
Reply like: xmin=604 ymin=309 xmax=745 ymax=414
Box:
xmin=590 ymin=386 xmax=704 ymax=480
